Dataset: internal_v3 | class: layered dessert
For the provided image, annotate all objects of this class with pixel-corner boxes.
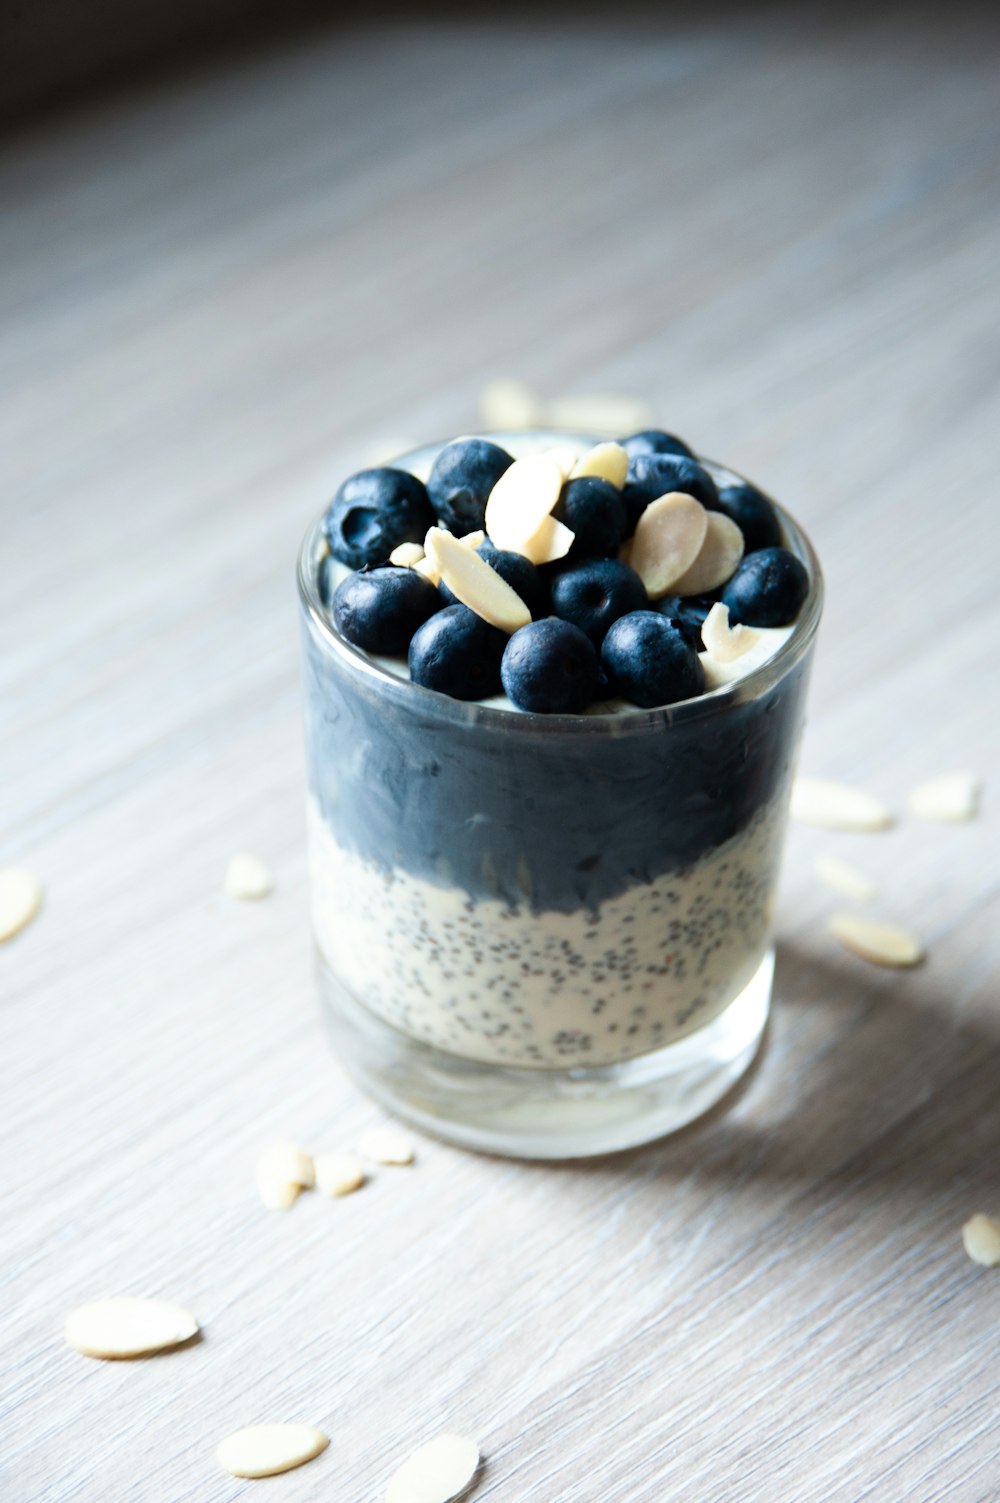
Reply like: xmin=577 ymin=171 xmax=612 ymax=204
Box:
xmin=299 ymin=429 xmax=819 ymax=1074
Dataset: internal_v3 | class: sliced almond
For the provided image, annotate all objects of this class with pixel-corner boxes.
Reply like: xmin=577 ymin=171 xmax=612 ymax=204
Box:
xmin=478 ymin=377 xmax=542 ymax=430
xmin=814 ymin=856 xmax=879 ymax=904
xmin=670 ymin=511 xmax=744 ymax=596
xmin=545 ymin=444 xmax=582 ymax=480
xmin=458 ymin=530 xmax=486 ymax=550
xmin=224 ymin=853 xmax=273 ymax=900
xmin=256 ymin=1143 xmax=315 ymax=1210
xmin=569 ymin=441 xmax=629 ymax=489
xmin=962 ymin=1214 xmax=1000 ymax=1267
xmin=545 ymin=392 xmax=653 ymax=432
xmin=360 ymin=1127 xmax=415 ymax=1166
xmin=390 ymin=542 xmax=426 ymax=567
xmin=425 ymin=528 xmax=530 ymax=632
xmin=828 ymin=913 xmax=923 ymax=968
xmin=908 ymin=772 xmax=981 ymax=823
xmin=700 ymin=602 xmax=759 ymax=663
xmin=484 ymin=454 xmax=564 ymax=556
xmin=0 ymin=869 xmax=43 ymax=943
xmin=65 ymin=1297 xmax=198 ymax=1359
xmin=415 ymin=554 xmax=442 ymax=586
xmin=629 ymin=492 xmax=709 ymax=599
xmin=385 ymin=1433 xmax=481 ymax=1503
xmin=790 ymin=778 xmax=894 ymax=832
xmin=523 ymin=514 xmax=574 ymax=566
xmin=217 ymin=1424 xmax=329 ymax=1479
xmin=313 ymin=1152 xmax=367 ymax=1197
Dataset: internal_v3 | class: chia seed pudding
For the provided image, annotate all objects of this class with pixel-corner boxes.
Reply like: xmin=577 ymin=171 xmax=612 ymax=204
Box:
xmin=298 ymin=429 xmax=820 ymax=1080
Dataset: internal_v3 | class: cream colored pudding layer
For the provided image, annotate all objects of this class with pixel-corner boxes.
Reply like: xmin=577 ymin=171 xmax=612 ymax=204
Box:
xmin=308 ymin=796 xmax=788 ymax=1069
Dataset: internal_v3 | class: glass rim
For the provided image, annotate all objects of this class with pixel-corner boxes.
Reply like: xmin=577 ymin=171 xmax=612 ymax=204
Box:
xmin=296 ymin=430 xmax=824 ymax=736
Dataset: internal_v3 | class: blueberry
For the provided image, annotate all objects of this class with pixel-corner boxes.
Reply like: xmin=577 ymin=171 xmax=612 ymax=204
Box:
xmin=439 ymin=540 xmax=548 ymax=620
xmin=550 ymin=558 xmax=648 ymax=647
xmin=601 ymin=612 xmax=705 ymax=708
xmin=622 ymin=453 xmax=719 ymax=534
xmin=714 ymin=482 xmax=782 ymax=553
xmin=323 ymin=468 xmax=435 ymax=568
xmin=721 ymin=547 xmax=809 ymax=627
xmin=555 ymin=477 xmax=627 ymax=560
xmin=332 ymin=566 xmax=441 ymax=654
xmin=426 ymin=438 xmax=513 ymax=535
xmin=619 ymin=429 xmax=694 ymax=461
xmin=655 ymin=592 xmax=719 ymax=650
xmin=501 ymin=618 xmax=600 ymax=714
xmin=409 ymin=603 xmax=507 ymax=700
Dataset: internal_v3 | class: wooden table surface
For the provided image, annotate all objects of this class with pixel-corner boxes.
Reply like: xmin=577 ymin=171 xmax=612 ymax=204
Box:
xmin=3 ymin=9 xmax=999 ymax=1500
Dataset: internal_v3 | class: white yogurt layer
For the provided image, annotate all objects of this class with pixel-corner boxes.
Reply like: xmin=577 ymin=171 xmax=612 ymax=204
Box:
xmin=308 ymin=795 xmax=788 ymax=1069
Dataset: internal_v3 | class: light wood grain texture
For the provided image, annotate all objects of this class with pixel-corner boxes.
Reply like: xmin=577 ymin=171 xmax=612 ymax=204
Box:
xmin=2 ymin=10 xmax=1000 ymax=1501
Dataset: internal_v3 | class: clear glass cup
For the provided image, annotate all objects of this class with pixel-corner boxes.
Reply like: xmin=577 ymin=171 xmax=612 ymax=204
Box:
xmin=297 ymin=433 xmax=822 ymax=1158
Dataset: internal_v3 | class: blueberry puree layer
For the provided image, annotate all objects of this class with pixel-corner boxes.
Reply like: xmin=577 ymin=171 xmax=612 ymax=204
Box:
xmin=308 ymin=795 xmax=785 ymax=1067
xmin=301 ymin=611 xmax=810 ymax=913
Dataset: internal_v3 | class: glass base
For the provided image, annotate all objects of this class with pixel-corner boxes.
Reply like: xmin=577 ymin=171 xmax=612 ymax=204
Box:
xmin=317 ymin=949 xmax=772 ymax=1160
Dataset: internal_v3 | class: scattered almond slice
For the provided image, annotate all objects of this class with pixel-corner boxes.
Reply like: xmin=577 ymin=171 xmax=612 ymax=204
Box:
xmin=458 ymin=530 xmax=486 ymax=550
xmin=224 ymin=854 xmax=273 ymax=900
xmin=313 ymin=1152 xmax=367 ymax=1197
xmin=360 ymin=1127 xmax=416 ymax=1166
xmin=962 ymin=1214 xmax=1000 ymax=1267
xmin=478 ymin=378 xmax=543 ymax=430
xmin=629 ymin=492 xmax=709 ymax=599
xmin=701 ymin=602 xmax=759 ymax=663
xmin=524 ymin=514 xmax=574 ymax=565
xmin=908 ymin=771 xmax=981 ymax=823
xmin=390 ymin=542 xmax=426 ymax=567
xmin=385 ymin=1433 xmax=481 ymax=1503
xmin=814 ymin=855 xmax=879 ymax=903
xmin=65 ymin=1297 xmax=198 ymax=1359
xmin=484 ymin=454 xmax=565 ymax=556
xmin=216 ymin=1424 xmax=329 ymax=1479
xmin=545 ymin=392 xmax=653 ymax=432
xmin=828 ymin=913 xmax=923 ymax=968
xmin=426 ymin=528 xmax=530 ymax=633
xmin=670 ymin=511 xmax=744 ymax=596
xmin=569 ymin=441 xmax=629 ymax=489
xmin=256 ymin=1143 xmax=315 ymax=1210
xmin=0 ymin=869 xmax=43 ymax=943
xmin=790 ymin=778 xmax=893 ymax=832
xmin=415 ymin=554 xmax=442 ymax=586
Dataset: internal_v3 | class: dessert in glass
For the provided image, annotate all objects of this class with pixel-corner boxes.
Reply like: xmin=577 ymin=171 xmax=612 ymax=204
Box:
xmin=297 ymin=427 xmax=822 ymax=1158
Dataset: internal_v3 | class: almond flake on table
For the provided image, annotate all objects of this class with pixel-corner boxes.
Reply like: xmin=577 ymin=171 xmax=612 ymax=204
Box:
xmin=828 ymin=913 xmax=923 ymax=968
xmin=256 ymin=1143 xmax=315 ymax=1209
xmin=628 ymin=492 xmax=709 ymax=599
xmin=569 ymin=441 xmax=629 ymax=489
xmin=478 ymin=378 xmax=543 ymax=430
xmin=359 ymin=1127 xmax=416 ymax=1166
xmin=544 ymin=391 xmax=653 ymax=432
xmin=64 ymin=1297 xmax=198 ymax=1359
xmin=0 ymin=869 xmax=43 ymax=942
xmin=790 ymin=778 xmax=893 ymax=832
xmin=962 ymin=1214 xmax=1000 ymax=1267
xmin=814 ymin=855 xmax=879 ymax=903
xmin=216 ymin=1424 xmax=329 ymax=1479
xmin=224 ymin=853 xmax=273 ymax=900
xmin=908 ymin=771 xmax=981 ymax=823
xmin=313 ymin=1152 xmax=367 ymax=1197
xmin=385 ymin=1433 xmax=481 ymax=1503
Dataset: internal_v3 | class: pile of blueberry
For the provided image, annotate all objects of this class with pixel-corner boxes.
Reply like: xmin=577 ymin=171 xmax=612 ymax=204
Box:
xmin=320 ymin=431 xmax=809 ymax=713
